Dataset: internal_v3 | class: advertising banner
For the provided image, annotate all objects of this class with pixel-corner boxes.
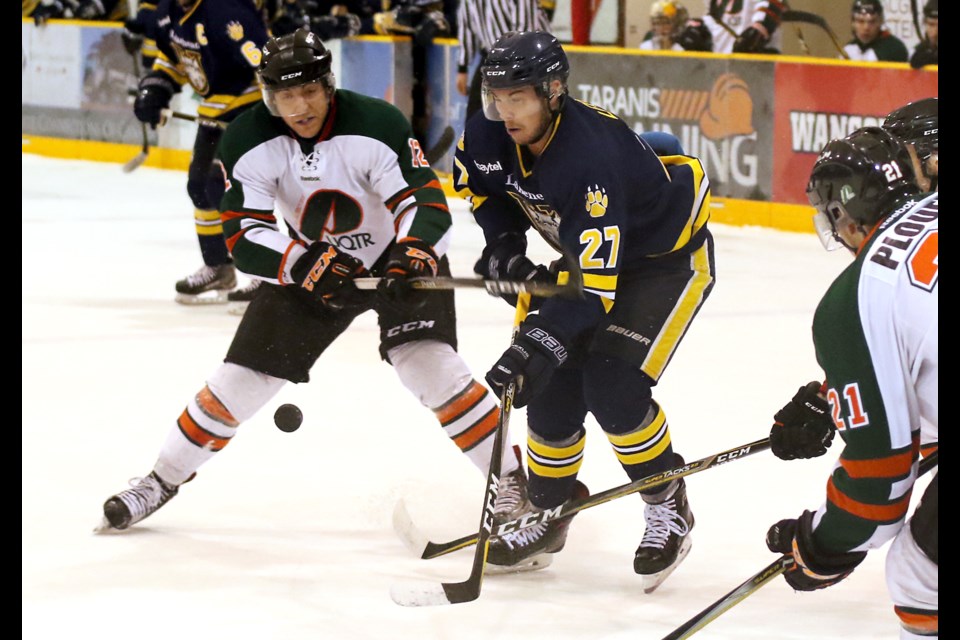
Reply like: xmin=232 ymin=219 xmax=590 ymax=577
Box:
xmin=773 ymin=62 xmax=938 ymax=204
xmin=566 ymin=51 xmax=776 ymax=201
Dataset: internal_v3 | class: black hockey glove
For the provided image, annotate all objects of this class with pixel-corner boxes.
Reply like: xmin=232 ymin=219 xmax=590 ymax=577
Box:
xmin=732 ymin=26 xmax=768 ymax=53
xmin=486 ymin=315 xmax=569 ymax=408
xmin=474 ymin=232 xmax=552 ymax=283
xmin=766 ymin=510 xmax=866 ymax=592
xmin=676 ymin=20 xmax=713 ymax=52
xmin=376 ymin=239 xmax=439 ymax=312
xmin=121 ymin=18 xmax=146 ymax=56
xmin=770 ymin=381 xmax=835 ymax=460
xmin=134 ymin=72 xmax=179 ymax=128
xmin=290 ymin=241 xmax=368 ymax=313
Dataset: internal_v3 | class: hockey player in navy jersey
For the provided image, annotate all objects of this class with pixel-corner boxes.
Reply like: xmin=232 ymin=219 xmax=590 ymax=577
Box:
xmin=98 ymin=28 xmax=521 ymax=535
xmin=454 ymin=30 xmax=715 ymax=591
xmin=132 ymin=0 xmax=268 ymax=305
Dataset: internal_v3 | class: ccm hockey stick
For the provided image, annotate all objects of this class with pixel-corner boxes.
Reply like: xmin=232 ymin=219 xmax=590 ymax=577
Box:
xmin=394 ymin=437 xmax=772 ymax=561
xmin=662 ymin=448 xmax=940 ymax=640
xmin=389 ymin=297 xmax=530 ymax=607
xmin=354 ymin=270 xmax=584 ymax=300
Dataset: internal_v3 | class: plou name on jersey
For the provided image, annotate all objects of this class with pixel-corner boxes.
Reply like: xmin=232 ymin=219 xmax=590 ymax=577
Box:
xmin=870 ymin=199 xmax=938 ymax=270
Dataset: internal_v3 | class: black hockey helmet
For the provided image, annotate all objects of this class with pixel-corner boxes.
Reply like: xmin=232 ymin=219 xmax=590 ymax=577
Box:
xmin=851 ymin=0 xmax=883 ymax=17
xmin=807 ymin=127 xmax=921 ymax=250
xmin=883 ymin=97 xmax=938 ymax=165
xmin=480 ymin=31 xmax=569 ymax=120
xmin=923 ymin=0 xmax=937 ymax=20
xmin=258 ymin=28 xmax=335 ymax=115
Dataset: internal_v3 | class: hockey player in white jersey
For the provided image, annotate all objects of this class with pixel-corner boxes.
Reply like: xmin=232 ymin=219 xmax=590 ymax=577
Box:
xmin=765 ymin=127 xmax=938 ymax=640
xmin=98 ymin=28 xmax=525 ymax=532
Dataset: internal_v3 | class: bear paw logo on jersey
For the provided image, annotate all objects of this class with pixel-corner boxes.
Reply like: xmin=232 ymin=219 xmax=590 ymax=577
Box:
xmin=227 ymin=22 xmax=245 ymax=41
xmin=585 ymin=185 xmax=608 ymax=218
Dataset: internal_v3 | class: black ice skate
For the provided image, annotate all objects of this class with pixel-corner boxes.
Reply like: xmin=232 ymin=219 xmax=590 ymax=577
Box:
xmin=227 ymin=278 xmax=262 ymax=316
xmin=96 ymin=472 xmax=180 ymax=532
xmin=174 ymin=263 xmax=236 ymax=305
xmin=634 ymin=475 xmax=694 ymax=593
xmin=486 ymin=480 xmax=589 ymax=574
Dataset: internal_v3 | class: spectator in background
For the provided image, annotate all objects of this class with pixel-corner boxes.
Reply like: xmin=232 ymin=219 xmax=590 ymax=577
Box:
xmin=842 ymin=0 xmax=908 ymax=62
xmin=697 ymin=0 xmax=783 ymax=54
xmin=640 ymin=1 xmax=712 ymax=52
xmin=909 ymin=0 xmax=937 ymax=69
xmin=31 ymin=0 xmax=127 ymax=24
xmin=456 ymin=0 xmax=552 ymax=121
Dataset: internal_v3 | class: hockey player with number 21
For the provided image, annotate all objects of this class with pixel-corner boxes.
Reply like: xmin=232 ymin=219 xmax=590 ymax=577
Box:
xmin=765 ymin=127 xmax=938 ymax=639
xmin=97 ymin=28 xmax=521 ymax=533
xmin=456 ymin=30 xmax=715 ymax=591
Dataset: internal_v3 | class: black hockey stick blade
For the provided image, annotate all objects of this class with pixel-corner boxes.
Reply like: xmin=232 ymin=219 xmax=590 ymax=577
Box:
xmin=390 ymin=382 xmax=516 ymax=607
xmin=425 ymin=125 xmax=456 ymax=167
xmin=661 ymin=556 xmax=790 ymax=640
xmin=781 ymin=10 xmax=849 ymax=59
xmin=354 ymin=274 xmax=584 ymax=299
xmin=396 ymin=437 xmax=771 ymax=560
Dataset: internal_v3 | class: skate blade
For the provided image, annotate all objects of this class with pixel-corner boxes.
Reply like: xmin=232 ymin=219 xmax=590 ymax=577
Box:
xmin=175 ymin=290 xmax=231 ymax=305
xmin=92 ymin=516 xmax=122 ymax=534
xmin=641 ymin=536 xmax=692 ymax=594
xmin=485 ymin=552 xmax=553 ymax=575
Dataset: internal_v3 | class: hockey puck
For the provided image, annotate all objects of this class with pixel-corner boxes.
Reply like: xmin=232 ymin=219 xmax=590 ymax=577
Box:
xmin=274 ymin=403 xmax=303 ymax=433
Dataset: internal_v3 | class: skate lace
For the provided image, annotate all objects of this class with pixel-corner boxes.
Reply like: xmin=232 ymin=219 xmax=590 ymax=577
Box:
xmin=185 ymin=266 xmax=219 ymax=287
xmin=493 ymin=471 xmax=525 ymax=516
xmin=639 ymin=499 xmax=690 ymax=550
xmin=500 ymin=522 xmax=548 ymax=550
xmin=117 ymin=476 xmax=166 ymax=519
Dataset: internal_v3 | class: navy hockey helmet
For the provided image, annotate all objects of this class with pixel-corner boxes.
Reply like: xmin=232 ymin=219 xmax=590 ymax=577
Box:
xmin=258 ymin=28 xmax=335 ymax=116
xmin=807 ymin=127 xmax=921 ymax=251
xmin=883 ymin=97 xmax=938 ymax=166
xmin=480 ymin=31 xmax=569 ymax=120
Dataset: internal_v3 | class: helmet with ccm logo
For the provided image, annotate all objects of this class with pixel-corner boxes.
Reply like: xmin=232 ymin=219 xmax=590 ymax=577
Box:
xmin=257 ymin=28 xmax=335 ymax=116
xmin=479 ymin=31 xmax=570 ymax=121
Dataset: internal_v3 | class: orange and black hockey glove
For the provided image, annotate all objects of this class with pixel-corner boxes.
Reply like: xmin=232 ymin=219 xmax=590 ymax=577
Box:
xmin=766 ymin=510 xmax=866 ymax=591
xmin=290 ymin=241 xmax=367 ymax=313
xmin=376 ymin=238 xmax=438 ymax=312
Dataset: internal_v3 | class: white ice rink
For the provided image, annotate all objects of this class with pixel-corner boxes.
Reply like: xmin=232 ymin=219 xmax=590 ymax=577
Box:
xmin=22 ymin=153 xmax=924 ymax=639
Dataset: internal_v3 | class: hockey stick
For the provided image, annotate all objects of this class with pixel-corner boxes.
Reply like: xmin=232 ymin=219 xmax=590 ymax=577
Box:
xmin=354 ymin=270 xmax=584 ymax=300
xmin=661 ymin=448 xmax=940 ymax=640
xmin=394 ymin=437 xmax=772 ymax=560
xmin=781 ymin=10 xmax=849 ymax=59
xmin=390 ymin=297 xmax=530 ymax=607
xmin=425 ymin=125 xmax=456 ymax=167
xmin=122 ymin=43 xmax=150 ymax=173
xmin=160 ymin=108 xmax=229 ymax=130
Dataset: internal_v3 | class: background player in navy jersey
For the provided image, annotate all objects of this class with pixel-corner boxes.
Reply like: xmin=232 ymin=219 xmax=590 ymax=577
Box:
xmin=454 ymin=30 xmax=715 ymax=591
xmin=132 ymin=0 xmax=268 ymax=305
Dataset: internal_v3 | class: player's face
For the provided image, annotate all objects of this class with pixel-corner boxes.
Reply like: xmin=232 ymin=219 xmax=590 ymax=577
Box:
xmin=273 ymin=81 xmax=331 ymax=138
xmin=487 ymin=86 xmax=553 ymax=151
xmin=924 ymin=16 xmax=938 ymax=45
xmin=852 ymin=12 xmax=882 ymax=43
xmin=651 ymin=16 xmax=674 ymax=40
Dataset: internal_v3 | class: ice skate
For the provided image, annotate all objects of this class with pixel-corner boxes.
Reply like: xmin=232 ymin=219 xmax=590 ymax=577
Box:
xmin=634 ymin=475 xmax=694 ymax=593
xmin=486 ymin=480 xmax=589 ymax=574
xmin=174 ymin=263 xmax=236 ymax=305
xmin=227 ymin=278 xmax=262 ymax=316
xmin=96 ymin=472 xmax=180 ymax=532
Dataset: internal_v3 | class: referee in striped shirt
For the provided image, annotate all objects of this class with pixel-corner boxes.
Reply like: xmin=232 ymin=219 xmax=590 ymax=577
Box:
xmin=456 ymin=0 xmax=554 ymax=119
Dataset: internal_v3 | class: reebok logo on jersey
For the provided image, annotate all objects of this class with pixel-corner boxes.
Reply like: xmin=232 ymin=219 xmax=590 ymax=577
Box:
xmin=474 ymin=160 xmax=503 ymax=174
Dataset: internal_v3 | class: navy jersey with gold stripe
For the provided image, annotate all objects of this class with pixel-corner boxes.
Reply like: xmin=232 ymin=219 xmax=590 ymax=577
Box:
xmin=152 ymin=0 xmax=268 ymax=120
xmin=453 ymin=97 xmax=711 ymax=340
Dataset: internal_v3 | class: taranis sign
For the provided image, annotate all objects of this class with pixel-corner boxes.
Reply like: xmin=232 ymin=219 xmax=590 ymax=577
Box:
xmin=566 ymin=52 xmax=775 ymax=201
